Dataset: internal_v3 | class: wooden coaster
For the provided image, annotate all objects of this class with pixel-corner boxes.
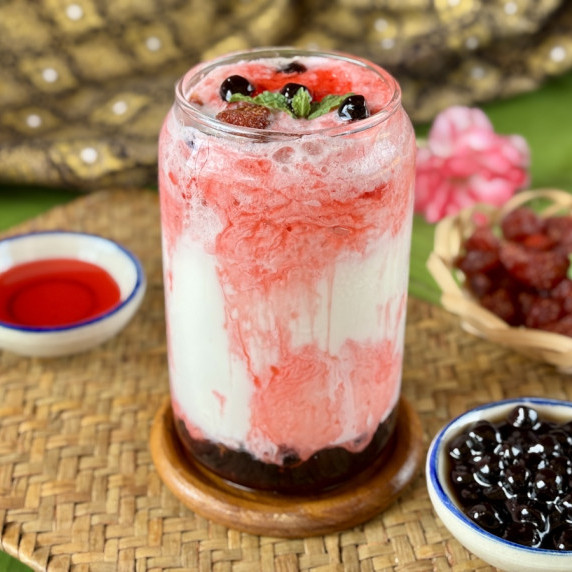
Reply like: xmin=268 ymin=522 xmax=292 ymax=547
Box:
xmin=150 ymin=395 xmax=423 ymax=538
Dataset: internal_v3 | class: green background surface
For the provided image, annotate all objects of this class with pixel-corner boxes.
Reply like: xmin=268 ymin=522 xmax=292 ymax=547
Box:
xmin=0 ymin=71 xmax=571 ymax=570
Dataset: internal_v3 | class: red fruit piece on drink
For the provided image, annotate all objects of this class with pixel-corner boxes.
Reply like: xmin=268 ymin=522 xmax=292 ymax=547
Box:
xmin=501 ymin=207 xmax=543 ymax=241
xmin=499 ymin=242 xmax=568 ymax=290
xmin=216 ymin=103 xmax=271 ymax=129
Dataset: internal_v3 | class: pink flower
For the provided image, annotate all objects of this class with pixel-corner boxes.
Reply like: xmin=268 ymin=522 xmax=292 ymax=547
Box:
xmin=414 ymin=106 xmax=530 ymax=223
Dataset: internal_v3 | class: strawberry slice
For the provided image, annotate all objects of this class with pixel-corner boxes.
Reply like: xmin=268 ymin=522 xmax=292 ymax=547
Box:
xmin=216 ymin=103 xmax=271 ymax=129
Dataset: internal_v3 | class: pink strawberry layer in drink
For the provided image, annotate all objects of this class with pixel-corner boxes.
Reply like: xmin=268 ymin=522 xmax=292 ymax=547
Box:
xmin=158 ymin=49 xmax=416 ymax=489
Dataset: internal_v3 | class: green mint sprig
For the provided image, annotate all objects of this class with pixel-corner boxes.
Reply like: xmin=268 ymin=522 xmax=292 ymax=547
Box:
xmin=308 ymin=94 xmax=351 ymax=119
xmin=229 ymin=89 xmax=352 ymax=119
xmin=292 ymin=88 xmax=312 ymax=118
xmin=230 ymin=91 xmax=291 ymax=114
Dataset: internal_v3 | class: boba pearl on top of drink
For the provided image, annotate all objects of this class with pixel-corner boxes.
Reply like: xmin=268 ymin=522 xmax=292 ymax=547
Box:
xmin=158 ymin=49 xmax=416 ymax=493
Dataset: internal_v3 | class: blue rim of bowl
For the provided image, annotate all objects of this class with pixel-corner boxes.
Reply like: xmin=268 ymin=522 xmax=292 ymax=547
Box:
xmin=427 ymin=396 xmax=572 ymax=556
xmin=0 ymin=230 xmax=146 ymax=333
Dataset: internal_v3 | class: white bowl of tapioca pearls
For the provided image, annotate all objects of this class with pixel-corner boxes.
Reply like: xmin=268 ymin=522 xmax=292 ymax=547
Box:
xmin=427 ymin=397 xmax=572 ymax=572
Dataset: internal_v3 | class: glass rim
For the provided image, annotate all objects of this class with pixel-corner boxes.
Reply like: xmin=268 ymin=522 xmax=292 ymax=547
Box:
xmin=173 ymin=46 xmax=403 ymax=140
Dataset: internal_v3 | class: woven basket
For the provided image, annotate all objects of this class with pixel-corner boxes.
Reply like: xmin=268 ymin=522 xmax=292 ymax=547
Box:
xmin=427 ymin=188 xmax=572 ymax=373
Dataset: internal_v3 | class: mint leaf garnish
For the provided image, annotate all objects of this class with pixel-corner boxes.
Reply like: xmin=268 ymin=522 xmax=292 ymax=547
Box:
xmin=253 ymin=92 xmax=292 ymax=114
xmin=568 ymin=254 xmax=572 ymax=280
xmin=228 ymin=90 xmax=354 ymax=120
xmin=229 ymin=91 xmax=292 ymax=115
xmin=308 ymin=93 xmax=352 ymax=120
xmin=229 ymin=93 xmax=254 ymax=103
xmin=291 ymin=88 xmax=312 ymax=118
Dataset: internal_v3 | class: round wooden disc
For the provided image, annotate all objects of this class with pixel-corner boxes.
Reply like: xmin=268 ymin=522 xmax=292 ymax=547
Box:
xmin=150 ymin=396 xmax=423 ymax=538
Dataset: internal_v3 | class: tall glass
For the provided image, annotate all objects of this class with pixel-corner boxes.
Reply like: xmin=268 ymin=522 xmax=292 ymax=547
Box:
xmin=158 ymin=48 xmax=416 ymax=494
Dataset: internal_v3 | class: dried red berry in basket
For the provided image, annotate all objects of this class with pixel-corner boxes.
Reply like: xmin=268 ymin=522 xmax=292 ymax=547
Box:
xmin=545 ymin=216 xmax=572 ymax=247
xmin=465 ymin=226 xmax=500 ymax=252
xmin=457 ymin=249 xmax=501 ymax=275
xmin=542 ymin=314 xmax=572 ymax=336
xmin=552 ymin=280 xmax=572 ymax=314
xmin=456 ymin=226 xmax=501 ymax=275
xmin=499 ymin=242 xmax=568 ymax=291
xmin=522 ymin=296 xmax=563 ymax=329
xmin=517 ymin=290 xmax=535 ymax=316
xmin=501 ymin=207 xmax=543 ymax=241
xmin=480 ymin=288 xmax=519 ymax=325
xmin=521 ymin=233 xmax=556 ymax=251
xmin=468 ymin=272 xmax=495 ymax=297
xmin=455 ymin=207 xmax=572 ymax=337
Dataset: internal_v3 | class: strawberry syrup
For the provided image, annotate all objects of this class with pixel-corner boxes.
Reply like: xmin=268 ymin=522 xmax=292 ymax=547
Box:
xmin=0 ymin=258 xmax=120 ymax=328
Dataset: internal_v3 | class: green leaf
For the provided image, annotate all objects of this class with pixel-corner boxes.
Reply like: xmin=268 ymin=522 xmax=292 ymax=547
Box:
xmin=308 ymin=93 xmax=352 ymax=120
xmin=291 ymin=88 xmax=312 ymax=118
xmin=253 ymin=91 xmax=292 ymax=114
xmin=229 ymin=91 xmax=293 ymax=115
xmin=568 ymin=254 xmax=572 ymax=280
xmin=228 ymin=93 xmax=254 ymax=103
xmin=229 ymin=90 xmax=354 ymax=120
xmin=0 ymin=552 xmax=33 ymax=572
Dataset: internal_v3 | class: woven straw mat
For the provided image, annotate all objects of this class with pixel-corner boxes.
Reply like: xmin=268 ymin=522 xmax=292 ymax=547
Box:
xmin=1 ymin=189 xmax=570 ymax=572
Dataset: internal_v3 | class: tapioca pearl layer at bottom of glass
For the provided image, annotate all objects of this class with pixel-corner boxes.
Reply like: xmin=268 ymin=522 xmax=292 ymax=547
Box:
xmin=173 ymin=405 xmax=399 ymax=494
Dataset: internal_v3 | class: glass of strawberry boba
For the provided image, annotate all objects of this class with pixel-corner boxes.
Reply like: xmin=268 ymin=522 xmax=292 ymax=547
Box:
xmin=158 ymin=48 xmax=416 ymax=494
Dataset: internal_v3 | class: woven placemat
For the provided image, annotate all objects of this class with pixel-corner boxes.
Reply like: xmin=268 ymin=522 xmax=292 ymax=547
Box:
xmin=0 ymin=189 xmax=569 ymax=572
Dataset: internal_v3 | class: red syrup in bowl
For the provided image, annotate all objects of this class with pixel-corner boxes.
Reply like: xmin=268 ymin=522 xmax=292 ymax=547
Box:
xmin=0 ymin=258 xmax=121 ymax=328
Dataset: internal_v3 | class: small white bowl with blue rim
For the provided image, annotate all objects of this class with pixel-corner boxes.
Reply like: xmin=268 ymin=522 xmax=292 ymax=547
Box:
xmin=427 ymin=397 xmax=572 ymax=572
xmin=0 ymin=230 xmax=146 ymax=357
